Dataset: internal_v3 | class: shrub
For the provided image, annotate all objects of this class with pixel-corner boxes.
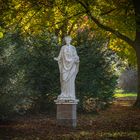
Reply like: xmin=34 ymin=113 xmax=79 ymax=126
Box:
xmin=0 ymin=29 xmax=117 ymax=117
xmin=74 ymin=30 xmax=117 ymax=112
xmin=0 ymin=30 xmax=59 ymax=118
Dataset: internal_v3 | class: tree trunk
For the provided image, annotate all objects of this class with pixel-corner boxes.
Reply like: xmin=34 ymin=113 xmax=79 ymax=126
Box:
xmin=133 ymin=0 xmax=140 ymax=107
xmin=134 ymin=42 xmax=140 ymax=107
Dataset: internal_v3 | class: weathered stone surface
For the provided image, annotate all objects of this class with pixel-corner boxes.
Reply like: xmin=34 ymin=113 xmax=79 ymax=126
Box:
xmin=54 ymin=36 xmax=79 ymax=100
xmin=55 ymin=100 xmax=78 ymax=127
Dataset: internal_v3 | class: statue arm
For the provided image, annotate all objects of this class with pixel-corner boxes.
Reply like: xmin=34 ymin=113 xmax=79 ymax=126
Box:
xmin=54 ymin=47 xmax=63 ymax=61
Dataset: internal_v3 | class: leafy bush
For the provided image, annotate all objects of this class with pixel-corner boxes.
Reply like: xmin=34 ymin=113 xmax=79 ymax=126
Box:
xmin=74 ymin=30 xmax=117 ymax=112
xmin=0 ymin=30 xmax=60 ymax=118
xmin=0 ymin=29 xmax=117 ymax=118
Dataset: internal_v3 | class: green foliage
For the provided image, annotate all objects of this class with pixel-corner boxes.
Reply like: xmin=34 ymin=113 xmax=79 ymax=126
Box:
xmin=0 ymin=26 xmax=119 ymax=118
xmin=22 ymin=32 xmax=60 ymax=112
xmin=74 ymin=30 xmax=117 ymax=112
xmin=0 ymin=30 xmax=60 ymax=118
xmin=0 ymin=0 xmax=139 ymax=116
xmin=0 ymin=28 xmax=117 ymax=117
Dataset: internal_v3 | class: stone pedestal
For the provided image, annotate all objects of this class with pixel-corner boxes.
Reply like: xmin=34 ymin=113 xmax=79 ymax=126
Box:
xmin=54 ymin=99 xmax=79 ymax=128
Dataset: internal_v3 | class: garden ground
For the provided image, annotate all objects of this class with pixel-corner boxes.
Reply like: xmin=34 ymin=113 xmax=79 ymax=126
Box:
xmin=0 ymin=97 xmax=140 ymax=140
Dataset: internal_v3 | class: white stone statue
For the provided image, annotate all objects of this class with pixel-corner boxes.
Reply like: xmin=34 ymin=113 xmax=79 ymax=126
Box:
xmin=54 ymin=36 xmax=79 ymax=100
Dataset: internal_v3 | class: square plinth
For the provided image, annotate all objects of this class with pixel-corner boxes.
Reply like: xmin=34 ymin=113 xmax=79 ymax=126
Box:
xmin=54 ymin=99 xmax=79 ymax=128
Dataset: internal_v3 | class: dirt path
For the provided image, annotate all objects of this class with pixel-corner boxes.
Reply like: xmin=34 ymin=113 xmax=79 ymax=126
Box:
xmin=0 ymin=99 xmax=140 ymax=140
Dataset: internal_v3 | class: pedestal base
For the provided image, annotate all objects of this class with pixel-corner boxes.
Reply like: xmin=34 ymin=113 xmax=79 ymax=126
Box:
xmin=54 ymin=99 xmax=79 ymax=128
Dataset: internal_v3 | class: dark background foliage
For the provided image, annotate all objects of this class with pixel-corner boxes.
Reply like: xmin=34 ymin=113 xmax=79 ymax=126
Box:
xmin=75 ymin=30 xmax=117 ymax=111
xmin=0 ymin=29 xmax=117 ymax=119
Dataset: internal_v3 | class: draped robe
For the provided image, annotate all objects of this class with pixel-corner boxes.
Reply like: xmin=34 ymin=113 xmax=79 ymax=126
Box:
xmin=57 ymin=45 xmax=79 ymax=100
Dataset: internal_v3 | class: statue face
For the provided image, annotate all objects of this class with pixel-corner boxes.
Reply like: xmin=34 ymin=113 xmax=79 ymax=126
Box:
xmin=65 ymin=36 xmax=72 ymax=45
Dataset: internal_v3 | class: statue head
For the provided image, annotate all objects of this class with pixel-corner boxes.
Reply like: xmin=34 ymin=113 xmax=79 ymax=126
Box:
xmin=64 ymin=36 xmax=72 ymax=45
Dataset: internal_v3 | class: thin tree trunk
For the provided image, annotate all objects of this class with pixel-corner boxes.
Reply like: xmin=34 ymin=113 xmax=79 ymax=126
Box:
xmin=133 ymin=0 xmax=140 ymax=106
xmin=134 ymin=42 xmax=140 ymax=106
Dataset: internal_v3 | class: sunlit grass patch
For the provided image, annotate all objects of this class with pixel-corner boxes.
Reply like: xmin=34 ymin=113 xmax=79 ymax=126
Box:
xmin=115 ymin=93 xmax=137 ymax=98
xmin=114 ymin=89 xmax=137 ymax=98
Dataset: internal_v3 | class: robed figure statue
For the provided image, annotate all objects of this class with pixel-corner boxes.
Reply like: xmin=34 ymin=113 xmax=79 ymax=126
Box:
xmin=54 ymin=36 xmax=79 ymax=100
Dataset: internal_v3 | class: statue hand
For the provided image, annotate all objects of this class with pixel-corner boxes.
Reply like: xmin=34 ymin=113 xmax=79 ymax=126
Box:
xmin=54 ymin=57 xmax=58 ymax=61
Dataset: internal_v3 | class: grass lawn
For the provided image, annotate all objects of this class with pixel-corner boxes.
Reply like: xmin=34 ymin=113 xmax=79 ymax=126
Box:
xmin=114 ymin=89 xmax=137 ymax=98
xmin=115 ymin=93 xmax=137 ymax=98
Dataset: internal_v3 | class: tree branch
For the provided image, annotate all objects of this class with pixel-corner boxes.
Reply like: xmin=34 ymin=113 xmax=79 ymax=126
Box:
xmin=15 ymin=5 xmax=37 ymax=29
xmin=21 ymin=7 xmax=42 ymax=28
xmin=100 ymin=8 xmax=116 ymax=16
xmin=67 ymin=19 xmax=77 ymax=35
xmin=89 ymin=12 xmax=134 ymax=47
xmin=37 ymin=11 xmax=84 ymax=29
xmin=77 ymin=0 xmax=135 ymax=48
